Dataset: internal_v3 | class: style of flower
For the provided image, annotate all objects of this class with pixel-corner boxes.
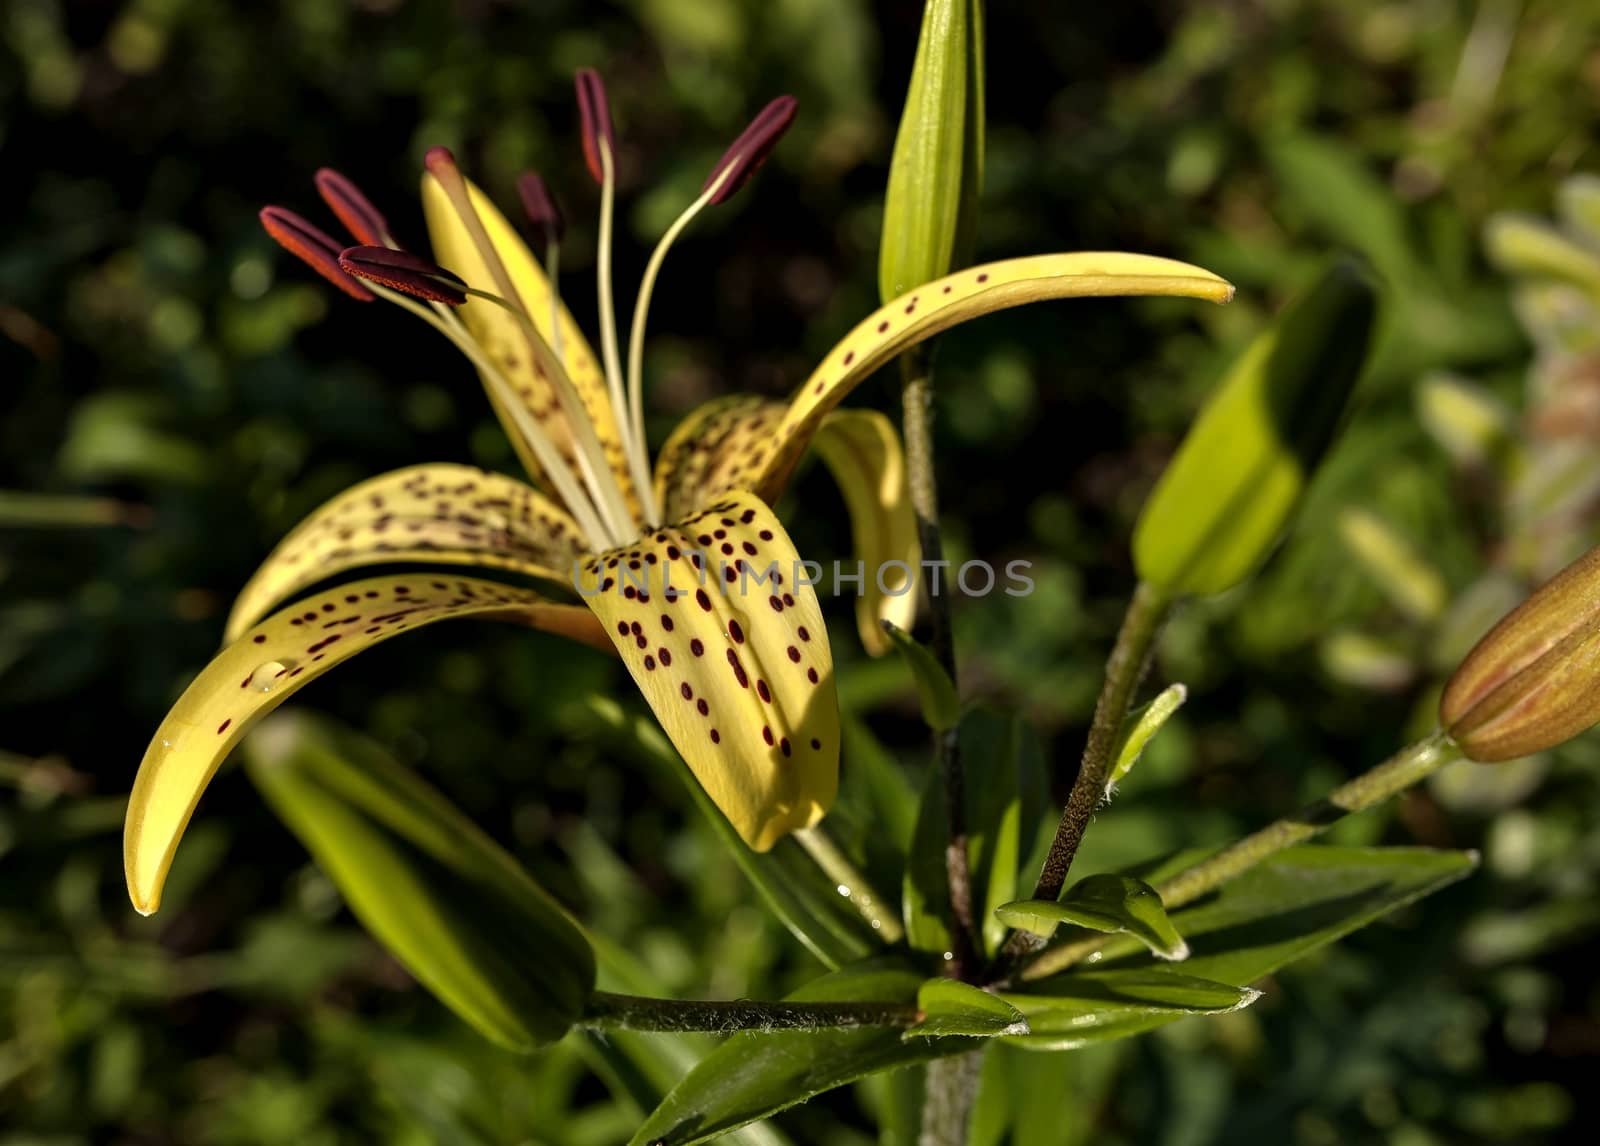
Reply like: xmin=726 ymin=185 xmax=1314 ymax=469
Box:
xmin=123 ymin=71 xmax=1233 ymax=914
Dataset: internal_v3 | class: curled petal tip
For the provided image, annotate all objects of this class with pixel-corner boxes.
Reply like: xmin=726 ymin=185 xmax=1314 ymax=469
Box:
xmin=517 ymin=172 xmax=565 ymax=244
xmin=258 ymin=206 xmax=374 ymax=301
xmin=705 ymin=95 xmax=798 ymax=205
xmin=575 ymin=68 xmax=614 ymax=184
xmin=339 ymin=244 xmax=468 ymax=304
xmin=313 ymin=167 xmax=389 ymax=246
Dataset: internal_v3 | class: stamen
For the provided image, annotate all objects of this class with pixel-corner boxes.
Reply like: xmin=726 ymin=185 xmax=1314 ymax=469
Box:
xmin=575 ymin=68 xmax=614 ymax=185
xmin=517 ymin=172 xmax=564 ymax=247
xmin=423 ymin=146 xmax=641 ymax=542
xmin=619 ymin=100 xmax=795 ymax=519
xmin=517 ymin=172 xmax=565 ymax=361
xmin=703 ymin=96 xmax=798 ymax=205
xmin=339 ymin=245 xmax=468 ymax=305
xmin=259 ymin=207 xmax=373 ymax=301
xmin=314 ymin=168 xmax=391 ymax=246
xmin=592 ymin=139 xmax=643 ymax=511
xmin=370 ymin=283 xmax=618 ymax=551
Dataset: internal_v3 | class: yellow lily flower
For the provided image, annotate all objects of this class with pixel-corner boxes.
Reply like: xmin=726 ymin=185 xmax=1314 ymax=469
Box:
xmin=123 ymin=73 xmax=1233 ymax=915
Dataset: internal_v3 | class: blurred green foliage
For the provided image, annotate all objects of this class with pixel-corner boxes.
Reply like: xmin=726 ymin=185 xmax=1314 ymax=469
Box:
xmin=4 ymin=0 xmax=1600 ymax=1142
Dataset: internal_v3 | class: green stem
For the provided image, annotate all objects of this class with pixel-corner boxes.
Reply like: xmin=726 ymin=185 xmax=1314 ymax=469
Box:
xmin=579 ymin=990 xmax=918 ymax=1033
xmin=900 ymin=349 xmax=978 ymax=981
xmin=795 ymin=826 xmax=905 ymax=944
xmin=1015 ymin=730 xmax=1463 ymax=982
xmin=1031 ymin=581 xmax=1172 ymax=902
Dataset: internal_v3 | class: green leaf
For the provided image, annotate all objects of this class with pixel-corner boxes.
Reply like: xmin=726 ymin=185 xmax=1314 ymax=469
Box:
xmin=630 ymin=958 xmax=972 ymax=1146
xmin=242 ymin=711 xmax=594 ymax=1052
xmin=1133 ymin=258 xmax=1380 ymax=596
xmin=903 ymin=709 xmax=1046 ymax=955
xmin=970 ymin=1043 xmax=1124 ymax=1146
xmin=1108 ymin=684 xmax=1187 ymax=791
xmin=588 ymin=701 xmax=879 ymax=970
xmin=1558 ymin=173 xmax=1600 ymax=248
xmin=879 ymin=0 xmax=985 ymax=302
xmin=996 ymin=874 xmax=1188 ymax=960
xmin=880 ymin=620 xmax=961 ymax=731
xmin=1000 ymin=968 xmax=1256 ymax=1051
xmin=1003 ymin=845 xmax=1477 ymax=1050
xmin=1336 ymin=506 xmax=1450 ymax=622
xmin=1484 ymin=212 xmax=1600 ymax=295
xmin=904 ymin=979 xmax=1028 ymax=1039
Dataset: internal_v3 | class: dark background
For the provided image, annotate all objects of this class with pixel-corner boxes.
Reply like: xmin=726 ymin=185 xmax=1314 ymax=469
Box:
xmin=4 ymin=0 xmax=1600 ymax=1142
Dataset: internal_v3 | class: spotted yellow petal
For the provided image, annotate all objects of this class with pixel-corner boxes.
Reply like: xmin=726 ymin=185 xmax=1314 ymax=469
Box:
xmin=124 ymin=575 xmax=609 ymax=916
xmin=809 ymin=409 xmax=920 ymax=656
xmin=576 ymin=490 xmax=837 ymax=851
xmin=421 ymin=174 xmax=641 ymax=520
xmin=225 ymin=465 xmax=588 ymax=642
xmin=653 ymin=396 xmax=779 ymax=523
xmin=747 ymin=253 xmax=1235 ymax=499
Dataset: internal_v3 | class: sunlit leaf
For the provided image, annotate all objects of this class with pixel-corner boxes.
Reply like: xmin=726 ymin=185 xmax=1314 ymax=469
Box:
xmin=996 ymin=874 xmax=1187 ymax=960
xmin=904 ymin=979 xmax=1028 ymax=1039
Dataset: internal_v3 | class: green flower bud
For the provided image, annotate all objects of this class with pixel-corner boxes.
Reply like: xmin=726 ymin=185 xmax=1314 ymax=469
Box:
xmin=1441 ymin=545 xmax=1600 ymax=762
xmin=1133 ymin=258 xmax=1380 ymax=596
xmin=245 ymin=711 xmax=595 ymax=1051
xmin=879 ymin=0 xmax=985 ymax=302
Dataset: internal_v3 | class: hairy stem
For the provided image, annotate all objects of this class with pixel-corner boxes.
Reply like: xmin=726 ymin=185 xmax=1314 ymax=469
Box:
xmin=1015 ymin=731 xmax=1464 ymax=982
xmin=920 ymin=1051 xmax=984 ymax=1146
xmin=580 ymin=991 xmax=919 ymax=1033
xmin=1032 ymin=580 xmax=1171 ymax=902
xmin=900 ymin=349 xmax=977 ymax=981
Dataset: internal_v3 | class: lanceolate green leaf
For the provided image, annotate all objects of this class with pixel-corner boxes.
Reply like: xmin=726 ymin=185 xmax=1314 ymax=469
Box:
xmin=1000 ymin=968 xmax=1256 ymax=1051
xmin=1133 ymin=258 xmax=1380 ymax=596
xmin=630 ymin=959 xmax=972 ymax=1146
xmin=242 ymin=711 xmax=595 ymax=1052
xmin=879 ymin=0 xmax=985 ymax=302
xmin=997 ymin=873 xmax=1188 ymax=960
xmin=1003 ymin=845 xmax=1477 ymax=1051
xmin=904 ymin=979 xmax=1028 ymax=1039
xmin=1108 ymin=683 xmax=1187 ymax=791
xmin=881 ymin=619 xmax=961 ymax=731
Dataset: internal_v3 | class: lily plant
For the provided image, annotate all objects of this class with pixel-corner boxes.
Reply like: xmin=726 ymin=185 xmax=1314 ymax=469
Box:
xmin=122 ymin=70 xmax=1233 ymax=916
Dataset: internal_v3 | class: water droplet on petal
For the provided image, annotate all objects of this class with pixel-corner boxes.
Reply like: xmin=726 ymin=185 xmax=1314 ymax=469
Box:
xmin=249 ymin=660 xmax=294 ymax=693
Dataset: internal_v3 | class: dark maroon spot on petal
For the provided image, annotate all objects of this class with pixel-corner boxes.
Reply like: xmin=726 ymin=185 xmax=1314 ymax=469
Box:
xmin=729 ymin=620 xmax=745 ymax=643
xmin=217 ymin=719 xmax=232 ymax=734
xmin=780 ymin=738 xmax=791 ymax=757
xmin=698 ymin=699 xmax=710 ymax=716
xmin=877 ymin=320 xmax=889 ymax=333
xmin=742 ymin=541 xmax=758 ymax=556
xmin=811 ymin=737 xmax=822 ymax=750
xmin=807 ymin=667 xmax=819 ymax=684
xmin=660 ymin=614 xmax=674 ymax=631
xmin=756 ymin=679 xmax=771 ymax=703
xmin=681 ymin=682 xmax=693 ymax=700
xmin=977 ymin=272 xmax=989 ymax=282
xmin=759 ymin=529 xmax=773 ymax=541
xmin=696 ymin=589 xmax=713 ymax=611
xmin=782 ymin=593 xmax=795 ymax=607
xmin=635 ymin=634 xmax=648 ymax=649
xmin=659 ymin=648 xmax=672 ymax=666
xmin=667 ymin=545 xmax=681 ymax=559
xmin=797 ymin=625 xmax=810 ymax=641
xmin=843 ymin=350 xmax=855 ymax=366
xmin=253 ymin=634 xmax=267 ymax=644
xmin=710 ymin=728 xmax=721 ymax=743
xmin=787 ymin=645 xmax=801 ymax=662
xmin=727 ymin=649 xmax=750 ymax=687
xmin=762 ymin=725 xmax=774 ymax=746
xmin=643 ymin=654 xmax=656 ymax=670
xmin=741 ymin=509 xmax=756 ymax=523
xmin=690 ymin=638 xmax=705 ymax=656
xmin=769 ymin=596 xmax=784 ymax=612
xmin=943 ymin=284 xmax=953 ymax=294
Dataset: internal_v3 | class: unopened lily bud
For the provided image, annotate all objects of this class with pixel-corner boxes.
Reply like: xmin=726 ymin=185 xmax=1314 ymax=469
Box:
xmin=1441 ymin=545 xmax=1600 ymax=762
xmin=574 ymin=68 xmax=614 ymax=184
xmin=878 ymin=0 xmax=985 ymax=302
xmin=338 ymin=244 xmax=468 ymax=305
xmin=516 ymin=172 xmax=564 ymax=245
xmin=314 ymin=167 xmax=390 ymax=246
xmin=1133 ymin=258 xmax=1379 ymax=596
xmin=704 ymin=95 xmax=797 ymax=205
xmin=258 ymin=206 xmax=374 ymax=301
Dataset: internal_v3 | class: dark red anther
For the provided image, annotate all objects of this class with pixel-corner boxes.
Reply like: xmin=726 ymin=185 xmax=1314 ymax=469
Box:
xmin=575 ymin=68 xmax=614 ymax=184
xmin=338 ymin=245 xmax=468 ymax=305
xmin=314 ymin=168 xmax=389 ymax=246
xmin=259 ymin=207 xmax=373 ymax=301
xmin=517 ymin=172 xmax=565 ymax=246
xmin=423 ymin=146 xmax=457 ymax=180
xmin=704 ymin=95 xmax=797 ymax=205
